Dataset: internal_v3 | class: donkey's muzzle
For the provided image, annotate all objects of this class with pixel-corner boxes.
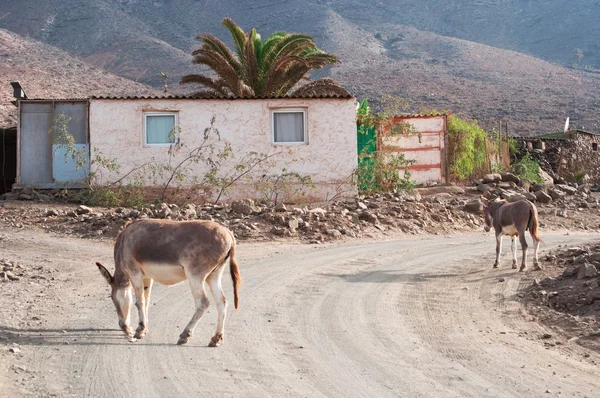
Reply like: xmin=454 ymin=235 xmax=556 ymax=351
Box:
xmin=483 ymin=226 xmax=491 ymax=233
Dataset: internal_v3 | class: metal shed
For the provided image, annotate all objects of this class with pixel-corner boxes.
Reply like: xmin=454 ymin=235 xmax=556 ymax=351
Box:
xmin=16 ymin=99 xmax=89 ymax=189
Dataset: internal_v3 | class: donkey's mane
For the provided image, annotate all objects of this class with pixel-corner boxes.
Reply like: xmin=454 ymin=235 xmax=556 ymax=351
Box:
xmin=115 ymin=220 xmax=135 ymax=244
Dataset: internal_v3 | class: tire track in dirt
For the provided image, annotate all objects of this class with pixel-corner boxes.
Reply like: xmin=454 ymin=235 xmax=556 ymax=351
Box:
xmin=3 ymin=228 xmax=600 ymax=397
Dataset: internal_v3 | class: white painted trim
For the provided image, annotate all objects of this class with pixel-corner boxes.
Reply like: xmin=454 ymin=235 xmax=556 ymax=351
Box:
xmin=270 ymin=108 xmax=308 ymax=145
xmin=143 ymin=112 xmax=178 ymax=147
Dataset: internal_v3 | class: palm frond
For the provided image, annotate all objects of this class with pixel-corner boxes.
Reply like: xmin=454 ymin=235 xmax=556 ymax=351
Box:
xmin=196 ymin=33 xmax=242 ymax=75
xmin=179 ymin=74 xmax=230 ymax=96
xmin=241 ymin=29 xmax=260 ymax=91
xmin=221 ymin=17 xmax=246 ymax=59
xmin=191 ymin=51 xmax=244 ymax=94
xmin=187 ymin=89 xmax=227 ymax=99
xmin=275 ymin=64 xmax=315 ymax=97
xmin=262 ymin=55 xmax=309 ymax=95
xmin=291 ymin=78 xmax=351 ymax=97
xmin=262 ymin=34 xmax=315 ymax=71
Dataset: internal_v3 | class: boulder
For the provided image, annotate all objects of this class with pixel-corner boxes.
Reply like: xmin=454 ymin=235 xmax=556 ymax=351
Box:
xmin=464 ymin=199 xmax=484 ymax=213
xmin=1 ymin=192 xmax=19 ymax=201
xmin=531 ymin=183 xmax=546 ymax=192
xmin=578 ymin=184 xmax=591 ymax=194
xmin=327 ymin=229 xmax=342 ymax=238
xmin=501 ymin=172 xmax=520 ymax=184
xmin=288 ymin=218 xmax=299 ymax=231
xmin=416 ymin=185 xmax=465 ymax=196
xmin=477 ymin=183 xmax=494 ymax=193
xmin=183 ymin=205 xmax=196 ymax=219
xmin=308 ymin=207 xmax=327 ymax=215
xmin=358 ymin=211 xmax=378 ymax=224
xmin=577 ymin=263 xmax=598 ymax=279
xmin=231 ymin=199 xmax=258 ymax=215
xmin=44 ymin=208 xmax=60 ymax=217
xmin=156 ymin=203 xmax=172 ymax=218
xmin=76 ymin=205 xmax=93 ymax=215
xmin=555 ymin=184 xmax=577 ymax=195
xmin=482 ymin=173 xmax=502 ymax=184
xmin=357 ymin=202 xmax=368 ymax=210
xmin=548 ymin=189 xmax=566 ymax=201
xmin=562 ymin=266 xmax=578 ymax=278
xmin=524 ymin=192 xmax=537 ymax=202
xmin=537 ymin=168 xmax=554 ymax=186
xmin=534 ymin=190 xmax=552 ymax=203
xmin=274 ymin=203 xmax=288 ymax=212
xmin=557 ymin=208 xmax=568 ymax=218
xmin=507 ymin=194 xmax=526 ymax=203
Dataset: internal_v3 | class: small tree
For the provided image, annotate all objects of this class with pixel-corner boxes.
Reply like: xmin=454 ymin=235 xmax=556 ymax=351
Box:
xmin=181 ymin=17 xmax=347 ymax=98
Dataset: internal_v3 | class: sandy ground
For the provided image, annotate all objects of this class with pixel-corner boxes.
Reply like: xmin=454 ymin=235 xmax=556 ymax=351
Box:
xmin=1 ymin=224 xmax=600 ymax=397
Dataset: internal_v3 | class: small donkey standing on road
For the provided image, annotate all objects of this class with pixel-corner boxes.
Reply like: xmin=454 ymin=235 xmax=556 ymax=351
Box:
xmin=96 ymin=219 xmax=241 ymax=346
xmin=483 ymin=198 xmax=543 ymax=271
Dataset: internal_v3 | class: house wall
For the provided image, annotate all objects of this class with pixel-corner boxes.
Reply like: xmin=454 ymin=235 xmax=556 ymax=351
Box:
xmin=561 ymin=133 xmax=600 ymax=182
xmin=379 ymin=115 xmax=447 ymax=184
xmin=89 ymin=98 xmax=358 ymax=202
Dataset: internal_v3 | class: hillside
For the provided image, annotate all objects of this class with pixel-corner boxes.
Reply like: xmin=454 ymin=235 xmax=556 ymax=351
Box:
xmin=0 ymin=1 xmax=599 ymax=134
xmin=0 ymin=29 xmax=157 ymax=128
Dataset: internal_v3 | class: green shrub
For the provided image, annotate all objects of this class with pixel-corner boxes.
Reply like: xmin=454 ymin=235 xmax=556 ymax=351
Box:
xmin=512 ymin=153 xmax=543 ymax=184
xmin=357 ymin=146 xmax=415 ymax=194
xmin=447 ymin=115 xmax=488 ymax=179
xmin=74 ymin=185 xmax=146 ymax=208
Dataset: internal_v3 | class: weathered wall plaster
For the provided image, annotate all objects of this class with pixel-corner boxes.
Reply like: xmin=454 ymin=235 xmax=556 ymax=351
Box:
xmin=89 ymin=98 xmax=358 ymax=202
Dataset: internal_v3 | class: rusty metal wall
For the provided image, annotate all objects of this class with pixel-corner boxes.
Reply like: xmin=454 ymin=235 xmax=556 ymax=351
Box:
xmin=379 ymin=115 xmax=447 ymax=184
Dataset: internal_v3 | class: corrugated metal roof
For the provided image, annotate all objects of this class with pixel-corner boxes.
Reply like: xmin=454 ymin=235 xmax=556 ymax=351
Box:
xmin=18 ymin=98 xmax=88 ymax=102
xmin=521 ymin=129 xmax=600 ymax=140
xmin=90 ymin=92 xmax=354 ymax=100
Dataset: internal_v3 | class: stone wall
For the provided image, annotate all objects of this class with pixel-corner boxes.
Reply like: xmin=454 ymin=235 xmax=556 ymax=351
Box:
xmin=562 ymin=133 xmax=600 ymax=183
xmin=516 ymin=132 xmax=600 ymax=183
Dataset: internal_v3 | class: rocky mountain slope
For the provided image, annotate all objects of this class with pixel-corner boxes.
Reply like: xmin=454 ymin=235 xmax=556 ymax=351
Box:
xmin=0 ymin=29 xmax=157 ymax=128
xmin=0 ymin=1 xmax=599 ymax=134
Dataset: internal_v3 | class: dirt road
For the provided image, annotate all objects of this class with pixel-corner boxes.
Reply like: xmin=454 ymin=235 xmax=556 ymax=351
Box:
xmin=1 ymin=227 xmax=599 ymax=397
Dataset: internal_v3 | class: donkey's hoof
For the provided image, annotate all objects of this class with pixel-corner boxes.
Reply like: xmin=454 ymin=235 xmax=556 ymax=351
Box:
xmin=519 ymin=266 xmax=526 ymax=272
xmin=135 ymin=324 xmax=147 ymax=339
xmin=177 ymin=331 xmax=192 ymax=345
xmin=533 ymin=262 xmax=543 ymax=271
xmin=512 ymin=262 xmax=518 ymax=269
xmin=493 ymin=264 xmax=499 ymax=269
xmin=208 ymin=334 xmax=223 ymax=347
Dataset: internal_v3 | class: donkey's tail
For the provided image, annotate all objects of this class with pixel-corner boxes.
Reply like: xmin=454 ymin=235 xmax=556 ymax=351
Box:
xmin=528 ymin=205 xmax=544 ymax=244
xmin=227 ymin=232 xmax=242 ymax=310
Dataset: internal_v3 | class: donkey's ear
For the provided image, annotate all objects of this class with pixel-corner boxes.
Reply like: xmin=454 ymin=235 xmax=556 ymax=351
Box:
xmin=96 ymin=262 xmax=114 ymax=285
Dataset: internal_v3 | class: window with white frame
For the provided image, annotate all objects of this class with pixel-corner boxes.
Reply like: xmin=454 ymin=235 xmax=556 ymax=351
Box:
xmin=271 ymin=109 xmax=307 ymax=144
xmin=144 ymin=112 xmax=178 ymax=146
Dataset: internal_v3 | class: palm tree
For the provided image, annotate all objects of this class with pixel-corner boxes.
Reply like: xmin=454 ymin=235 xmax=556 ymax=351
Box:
xmin=180 ymin=18 xmax=349 ymax=98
